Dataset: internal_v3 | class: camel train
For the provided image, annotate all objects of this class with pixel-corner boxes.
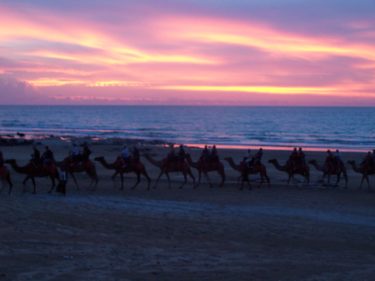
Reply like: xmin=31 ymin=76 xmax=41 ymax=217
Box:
xmin=0 ymin=144 xmax=374 ymax=194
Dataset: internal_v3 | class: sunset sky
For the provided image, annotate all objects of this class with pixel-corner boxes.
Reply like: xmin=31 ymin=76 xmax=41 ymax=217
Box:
xmin=0 ymin=0 xmax=375 ymax=105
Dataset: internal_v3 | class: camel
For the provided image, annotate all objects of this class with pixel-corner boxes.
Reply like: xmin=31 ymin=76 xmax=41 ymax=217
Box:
xmin=0 ymin=166 xmax=13 ymax=194
xmin=308 ymin=159 xmax=348 ymax=187
xmin=224 ymin=157 xmax=270 ymax=189
xmin=268 ymin=159 xmax=309 ymax=185
xmin=185 ymin=154 xmax=225 ymax=188
xmin=5 ymin=159 xmax=58 ymax=194
xmin=57 ymin=157 xmax=99 ymax=190
xmin=347 ymin=160 xmax=375 ymax=190
xmin=94 ymin=156 xmax=151 ymax=190
xmin=144 ymin=154 xmax=195 ymax=189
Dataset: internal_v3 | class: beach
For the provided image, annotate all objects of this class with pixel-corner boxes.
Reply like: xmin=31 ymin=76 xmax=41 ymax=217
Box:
xmin=0 ymin=139 xmax=374 ymax=281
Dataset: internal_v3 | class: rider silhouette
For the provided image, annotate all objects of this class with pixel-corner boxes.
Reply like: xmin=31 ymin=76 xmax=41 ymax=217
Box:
xmin=31 ymin=145 xmax=41 ymax=167
xmin=81 ymin=143 xmax=91 ymax=162
xmin=253 ymin=148 xmax=263 ymax=166
xmin=297 ymin=147 xmax=306 ymax=166
xmin=167 ymin=145 xmax=176 ymax=162
xmin=325 ymin=150 xmax=335 ymax=171
xmin=41 ymin=146 xmax=54 ymax=166
xmin=178 ymin=145 xmax=186 ymax=162
xmin=211 ymin=145 xmax=218 ymax=162
xmin=200 ymin=145 xmax=209 ymax=162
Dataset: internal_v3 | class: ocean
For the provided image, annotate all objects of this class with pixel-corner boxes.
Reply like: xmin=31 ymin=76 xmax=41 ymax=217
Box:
xmin=0 ymin=106 xmax=374 ymax=151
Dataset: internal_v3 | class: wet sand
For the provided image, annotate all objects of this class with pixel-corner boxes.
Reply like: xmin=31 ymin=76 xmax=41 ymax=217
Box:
xmin=0 ymin=140 xmax=375 ymax=281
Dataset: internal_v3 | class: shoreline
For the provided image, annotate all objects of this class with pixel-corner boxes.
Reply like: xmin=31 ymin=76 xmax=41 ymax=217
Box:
xmin=0 ymin=133 xmax=371 ymax=153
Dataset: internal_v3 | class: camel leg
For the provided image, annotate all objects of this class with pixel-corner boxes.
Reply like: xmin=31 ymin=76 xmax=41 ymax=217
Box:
xmin=7 ymin=174 xmax=13 ymax=195
xmin=31 ymin=177 xmax=36 ymax=194
xmin=344 ymin=172 xmax=348 ymax=189
xmin=48 ymin=176 xmax=56 ymax=193
xmin=111 ymin=171 xmax=118 ymax=181
xmin=119 ymin=173 xmax=124 ymax=190
xmin=334 ymin=174 xmax=340 ymax=187
xmin=70 ymin=172 xmax=80 ymax=190
xmin=218 ymin=170 xmax=225 ymax=187
xmin=264 ymin=172 xmax=271 ymax=187
xmin=188 ymin=170 xmax=195 ymax=186
xmin=165 ymin=172 xmax=172 ymax=189
xmin=153 ymin=171 xmax=164 ymax=189
xmin=142 ymin=171 xmax=151 ymax=191
xmin=204 ymin=172 xmax=213 ymax=188
xmin=93 ymin=172 xmax=99 ymax=190
xmin=131 ymin=172 xmax=141 ymax=190
xmin=287 ymin=174 xmax=292 ymax=185
xmin=328 ymin=173 xmax=336 ymax=187
xmin=365 ymin=175 xmax=370 ymax=190
xmin=195 ymin=170 xmax=202 ymax=188
xmin=179 ymin=172 xmax=187 ymax=189
xmin=247 ymin=177 xmax=252 ymax=190
xmin=359 ymin=176 xmax=365 ymax=189
xmin=305 ymin=173 xmax=310 ymax=185
xmin=22 ymin=176 xmax=30 ymax=193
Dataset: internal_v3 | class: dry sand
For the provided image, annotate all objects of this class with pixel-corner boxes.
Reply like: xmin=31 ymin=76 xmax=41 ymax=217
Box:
xmin=0 ymin=140 xmax=375 ymax=281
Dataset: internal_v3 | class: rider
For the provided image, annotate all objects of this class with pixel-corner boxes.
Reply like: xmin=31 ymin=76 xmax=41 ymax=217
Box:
xmin=31 ymin=145 xmax=41 ymax=167
xmin=71 ymin=143 xmax=81 ymax=163
xmin=41 ymin=146 xmax=54 ymax=166
xmin=81 ymin=142 xmax=92 ymax=162
xmin=361 ymin=151 xmax=373 ymax=168
xmin=334 ymin=149 xmax=341 ymax=166
xmin=253 ymin=148 xmax=263 ymax=166
xmin=178 ymin=145 xmax=186 ymax=162
xmin=200 ymin=145 xmax=209 ymax=162
xmin=297 ymin=147 xmax=306 ymax=166
xmin=132 ymin=146 xmax=140 ymax=161
xmin=288 ymin=147 xmax=298 ymax=168
xmin=211 ymin=145 xmax=218 ymax=162
xmin=244 ymin=149 xmax=254 ymax=167
xmin=121 ymin=145 xmax=130 ymax=166
xmin=324 ymin=150 xmax=335 ymax=171
xmin=167 ymin=144 xmax=176 ymax=162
